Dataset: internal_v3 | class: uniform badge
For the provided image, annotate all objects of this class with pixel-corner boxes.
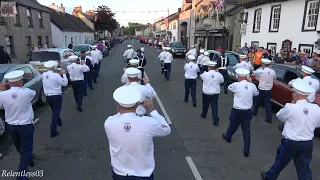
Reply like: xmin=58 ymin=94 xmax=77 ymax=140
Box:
xmin=72 ymin=67 xmax=74 ymax=69
xmin=211 ymin=75 xmax=214 ymax=78
xmin=124 ymin=123 xmax=131 ymax=132
xmin=309 ymin=81 xmax=312 ymax=85
xmin=190 ymin=65 xmax=192 ymax=68
xmin=268 ymin=71 xmax=270 ymax=75
xmin=244 ymin=64 xmax=246 ymax=67
xmin=244 ymin=85 xmax=248 ymax=90
xmin=46 ymin=75 xmax=49 ymax=79
xmin=303 ymin=108 xmax=309 ymax=115
xmin=161 ymin=124 xmax=167 ymax=128
xmin=12 ymin=94 xmax=17 ymax=99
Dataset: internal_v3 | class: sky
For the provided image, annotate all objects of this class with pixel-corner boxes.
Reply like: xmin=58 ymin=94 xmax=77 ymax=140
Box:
xmin=37 ymin=0 xmax=182 ymax=26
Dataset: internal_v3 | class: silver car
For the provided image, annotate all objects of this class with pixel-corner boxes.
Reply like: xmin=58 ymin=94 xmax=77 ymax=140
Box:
xmin=72 ymin=44 xmax=92 ymax=56
xmin=0 ymin=64 xmax=45 ymax=136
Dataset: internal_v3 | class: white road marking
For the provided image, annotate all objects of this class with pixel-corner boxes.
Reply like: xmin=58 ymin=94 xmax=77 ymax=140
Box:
xmin=185 ymin=156 xmax=203 ymax=180
xmin=33 ymin=118 xmax=40 ymax=124
xmin=144 ymin=72 xmax=172 ymax=125
xmin=64 ymin=87 xmax=71 ymax=94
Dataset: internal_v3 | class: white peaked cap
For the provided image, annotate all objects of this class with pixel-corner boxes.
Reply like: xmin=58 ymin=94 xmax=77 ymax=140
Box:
xmin=207 ymin=61 xmax=217 ymax=67
xmin=204 ymin=51 xmax=209 ymax=56
xmin=113 ymin=86 xmax=141 ymax=108
xmin=44 ymin=60 xmax=58 ymax=68
xmin=129 ymin=59 xmax=139 ymax=65
xmin=240 ymin=55 xmax=247 ymax=58
xmin=165 ymin=47 xmax=171 ymax=50
xmin=301 ymin=65 xmax=315 ymax=74
xmin=200 ymin=49 xmax=205 ymax=53
xmin=235 ymin=68 xmax=250 ymax=77
xmin=69 ymin=55 xmax=79 ymax=60
xmin=188 ymin=55 xmax=196 ymax=60
xmin=261 ymin=58 xmax=272 ymax=64
xmin=292 ymin=79 xmax=315 ymax=95
xmin=127 ymin=45 xmax=132 ymax=48
xmin=4 ymin=70 xmax=24 ymax=82
xmin=91 ymin=45 xmax=97 ymax=49
xmin=86 ymin=51 xmax=91 ymax=55
xmin=190 ymin=45 xmax=195 ymax=48
xmin=125 ymin=67 xmax=140 ymax=78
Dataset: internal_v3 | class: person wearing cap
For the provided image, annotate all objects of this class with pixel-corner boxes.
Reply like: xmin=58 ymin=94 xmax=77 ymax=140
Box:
xmin=94 ymin=45 xmax=103 ymax=78
xmin=233 ymin=54 xmax=254 ymax=72
xmin=196 ymin=49 xmax=205 ymax=74
xmin=163 ymin=47 xmax=173 ymax=81
xmin=200 ymin=61 xmax=224 ymax=126
xmin=186 ymin=45 xmax=198 ymax=60
xmin=123 ymin=45 xmax=136 ymax=67
xmin=125 ymin=67 xmax=157 ymax=116
xmin=252 ymin=58 xmax=276 ymax=124
xmin=91 ymin=45 xmax=102 ymax=83
xmin=0 ymin=70 xmax=37 ymax=177
xmin=42 ymin=61 xmax=68 ymax=137
xmin=222 ymin=68 xmax=259 ymax=157
xmin=104 ymin=86 xmax=171 ymax=179
xmin=201 ymin=51 xmax=211 ymax=73
xmin=261 ymin=80 xmax=320 ymax=180
xmin=158 ymin=47 xmax=166 ymax=74
xmin=253 ymin=47 xmax=264 ymax=70
xmin=184 ymin=55 xmax=200 ymax=107
xmin=215 ymin=49 xmax=230 ymax=94
xmin=136 ymin=49 xmax=147 ymax=84
xmin=121 ymin=60 xmax=142 ymax=85
xmin=82 ymin=51 xmax=94 ymax=95
xmin=67 ymin=55 xmax=90 ymax=112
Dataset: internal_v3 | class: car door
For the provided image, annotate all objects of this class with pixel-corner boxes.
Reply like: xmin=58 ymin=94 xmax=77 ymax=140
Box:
xmin=271 ymin=66 xmax=287 ymax=106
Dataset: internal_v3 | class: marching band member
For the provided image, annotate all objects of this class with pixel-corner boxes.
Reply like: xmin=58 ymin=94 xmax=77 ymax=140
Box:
xmin=233 ymin=54 xmax=254 ymax=72
xmin=215 ymin=50 xmax=230 ymax=94
xmin=163 ymin=47 xmax=173 ymax=81
xmin=82 ymin=51 xmax=94 ymax=95
xmin=136 ymin=49 xmax=147 ymax=85
xmin=123 ymin=45 xmax=136 ymax=67
xmin=158 ymin=48 xmax=166 ymax=74
xmin=93 ymin=45 xmax=103 ymax=78
xmin=201 ymin=51 xmax=211 ymax=73
xmin=91 ymin=45 xmax=101 ymax=83
xmin=197 ymin=49 xmax=205 ymax=75
xmin=121 ymin=59 xmax=142 ymax=85
xmin=184 ymin=55 xmax=200 ymax=107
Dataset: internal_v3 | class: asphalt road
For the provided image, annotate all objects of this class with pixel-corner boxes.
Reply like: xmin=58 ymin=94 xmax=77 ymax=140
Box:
xmin=0 ymin=39 xmax=319 ymax=180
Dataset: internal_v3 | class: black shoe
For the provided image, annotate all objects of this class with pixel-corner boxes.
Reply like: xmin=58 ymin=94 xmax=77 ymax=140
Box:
xmin=167 ymin=78 xmax=169 ymax=81
xmin=193 ymin=104 xmax=196 ymax=107
xmin=265 ymin=120 xmax=272 ymax=124
xmin=58 ymin=123 xmax=63 ymax=127
xmin=90 ymin=87 xmax=93 ymax=90
xmin=261 ymin=172 xmax=268 ymax=180
xmin=51 ymin=131 xmax=60 ymax=138
xmin=200 ymin=114 xmax=206 ymax=119
xmin=184 ymin=99 xmax=188 ymax=103
xmin=94 ymin=81 xmax=98 ymax=84
xmin=278 ymin=124 xmax=284 ymax=131
xmin=84 ymin=93 xmax=88 ymax=96
xmin=243 ymin=151 xmax=249 ymax=157
xmin=222 ymin=133 xmax=231 ymax=143
xmin=29 ymin=153 xmax=35 ymax=167
xmin=77 ymin=108 xmax=83 ymax=112
xmin=213 ymin=122 xmax=218 ymax=126
xmin=224 ymin=90 xmax=227 ymax=94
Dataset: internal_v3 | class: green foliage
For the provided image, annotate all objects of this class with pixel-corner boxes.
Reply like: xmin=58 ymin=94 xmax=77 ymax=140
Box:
xmin=94 ymin=5 xmax=119 ymax=33
xmin=122 ymin=22 xmax=143 ymax=35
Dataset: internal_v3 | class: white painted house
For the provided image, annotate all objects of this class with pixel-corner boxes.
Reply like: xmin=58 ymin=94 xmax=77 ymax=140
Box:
xmin=241 ymin=0 xmax=320 ymax=57
xmin=46 ymin=5 xmax=94 ymax=48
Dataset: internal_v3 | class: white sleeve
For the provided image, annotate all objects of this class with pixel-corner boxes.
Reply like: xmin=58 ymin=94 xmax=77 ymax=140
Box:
xmin=219 ymin=73 xmax=224 ymax=84
xmin=82 ymin=64 xmax=90 ymax=72
xmin=276 ymin=104 xmax=291 ymax=123
xmin=196 ymin=65 xmax=200 ymax=72
xmin=0 ymin=94 xmax=3 ymax=109
xmin=250 ymin=64 xmax=254 ymax=71
xmin=252 ymin=84 xmax=259 ymax=96
xmin=54 ymin=74 xmax=68 ymax=87
xmin=288 ymin=78 xmax=297 ymax=87
xmin=233 ymin=64 xmax=238 ymax=70
xmin=254 ymin=69 xmax=263 ymax=77
xmin=24 ymin=88 xmax=36 ymax=101
xmin=228 ymin=83 xmax=238 ymax=93
xmin=121 ymin=73 xmax=128 ymax=84
xmin=144 ymin=83 xmax=157 ymax=98
xmin=148 ymin=110 xmax=171 ymax=137
xmin=123 ymin=51 xmax=127 ymax=57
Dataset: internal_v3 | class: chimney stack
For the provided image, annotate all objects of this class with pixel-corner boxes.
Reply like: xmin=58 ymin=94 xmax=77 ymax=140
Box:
xmin=49 ymin=2 xmax=58 ymax=10
xmin=73 ymin=5 xmax=83 ymax=13
xmin=178 ymin=8 xmax=181 ymax=13
xmin=59 ymin=3 xmax=65 ymax=13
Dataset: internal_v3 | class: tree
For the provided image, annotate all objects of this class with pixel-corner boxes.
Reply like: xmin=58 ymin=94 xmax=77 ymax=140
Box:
xmin=94 ymin=5 xmax=119 ymax=33
xmin=122 ymin=22 xmax=143 ymax=35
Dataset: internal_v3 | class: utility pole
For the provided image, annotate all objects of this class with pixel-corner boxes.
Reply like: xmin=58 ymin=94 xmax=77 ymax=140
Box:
xmin=167 ymin=8 xmax=169 ymax=16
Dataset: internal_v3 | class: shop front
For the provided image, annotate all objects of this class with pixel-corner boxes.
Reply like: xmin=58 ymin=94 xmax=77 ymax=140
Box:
xmin=194 ymin=28 xmax=228 ymax=50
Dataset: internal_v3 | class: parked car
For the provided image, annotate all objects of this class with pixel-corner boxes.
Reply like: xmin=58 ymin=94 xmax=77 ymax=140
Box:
xmin=168 ymin=42 xmax=187 ymax=57
xmin=72 ymin=44 xmax=92 ymax=56
xmin=93 ymin=41 xmax=108 ymax=57
xmin=207 ymin=50 xmax=240 ymax=82
xmin=28 ymin=48 xmax=76 ymax=73
xmin=0 ymin=64 xmax=45 ymax=136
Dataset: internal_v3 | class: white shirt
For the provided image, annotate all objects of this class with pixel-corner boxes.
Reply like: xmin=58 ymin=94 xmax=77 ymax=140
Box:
xmin=0 ymin=87 xmax=36 ymax=125
xmin=184 ymin=62 xmax=200 ymax=79
xmin=90 ymin=50 xmax=100 ymax=65
xmin=201 ymin=56 xmax=211 ymax=66
xmin=288 ymin=76 xmax=320 ymax=103
xmin=200 ymin=70 xmax=224 ymax=94
xmin=164 ymin=52 xmax=173 ymax=63
xmin=104 ymin=110 xmax=171 ymax=177
xmin=158 ymin=51 xmax=166 ymax=61
xmin=233 ymin=61 xmax=254 ymax=72
xmin=127 ymin=82 xmax=157 ymax=116
xmin=42 ymin=70 xmax=68 ymax=95
xmin=228 ymin=80 xmax=259 ymax=110
xmin=123 ymin=49 xmax=135 ymax=59
xmin=121 ymin=70 xmax=142 ymax=85
xmin=197 ymin=54 xmax=204 ymax=65
xmin=67 ymin=63 xmax=90 ymax=81
xmin=254 ymin=67 xmax=276 ymax=90
xmin=277 ymin=100 xmax=320 ymax=141
xmin=186 ymin=49 xmax=197 ymax=59
xmin=95 ymin=49 xmax=103 ymax=62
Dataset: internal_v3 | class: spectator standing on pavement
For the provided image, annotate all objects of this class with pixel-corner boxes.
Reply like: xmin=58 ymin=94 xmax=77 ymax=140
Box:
xmin=284 ymin=51 xmax=297 ymax=65
xmin=247 ymin=48 xmax=255 ymax=64
xmin=252 ymin=59 xmax=276 ymax=124
xmin=215 ymin=50 xmax=229 ymax=94
xmin=0 ymin=46 xmax=12 ymax=64
xmin=67 ymin=55 xmax=90 ymax=112
xmin=242 ymin=43 xmax=250 ymax=55
xmin=222 ymin=68 xmax=259 ymax=157
xmin=184 ymin=55 xmax=200 ymax=107
xmin=163 ymin=47 xmax=173 ymax=81
xmin=68 ymin=42 xmax=73 ymax=49
xmin=0 ymin=70 xmax=36 ymax=179
xmin=42 ymin=61 xmax=68 ymax=138
xmin=261 ymin=80 xmax=320 ymax=180
xmin=200 ymin=61 xmax=224 ymax=126
xmin=233 ymin=55 xmax=254 ymax=72
xmin=252 ymin=47 xmax=263 ymax=70
xmin=104 ymin=86 xmax=171 ymax=180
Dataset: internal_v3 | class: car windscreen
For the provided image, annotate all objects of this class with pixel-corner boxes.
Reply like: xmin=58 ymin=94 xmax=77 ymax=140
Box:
xmin=0 ymin=73 xmax=4 ymax=82
xmin=73 ymin=45 xmax=89 ymax=52
xmin=226 ymin=53 xmax=239 ymax=66
xmin=30 ymin=51 xmax=60 ymax=62
xmin=171 ymin=42 xmax=184 ymax=48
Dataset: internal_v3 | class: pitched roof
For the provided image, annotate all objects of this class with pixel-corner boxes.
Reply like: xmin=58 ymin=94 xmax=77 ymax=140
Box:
xmin=9 ymin=0 xmax=49 ymax=12
xmin=46 ymin=7 xmax=94 ymax=33
xmin=80 ymin=12 xmax=95 ymax=23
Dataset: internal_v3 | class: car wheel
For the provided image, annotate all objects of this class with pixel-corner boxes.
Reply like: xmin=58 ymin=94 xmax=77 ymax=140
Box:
xmin=0 ymin=116 xmax=5 ymax=136
xmin=37 ymin=88 xmax=47 ymax=106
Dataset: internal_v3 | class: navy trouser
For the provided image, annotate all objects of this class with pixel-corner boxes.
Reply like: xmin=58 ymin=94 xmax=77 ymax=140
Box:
xmin=252 ymin=89 xmax=272 ymax=122
xmin=160 ymin=61 xmax=164 ymax=74
xmin=201 ymin=93 xmax=219 ymax=124
xmin=197 ymin=65 xmax=202 ymax=76
xmin=93 ymin=65 xmax=98 ymax=83
xmin=112 ymin=170 xmax=154 ymax=180
xmin=219 ymin=69 xmax=229 ymax=92
xmin=184 ymin=79 xmax=197 ymax=104
xmin=84 ymin=72 xmax=93 ymax=94
xmin=137 ymin=68 xmax=144 ymax=85
xmin=96 ymin=61 xmax=101 ymax=77
xmin=266 ymin=139 xmax=313 ymax=180
xmin=46 ymin=95 xmax=62 ymax=134
xmin=225 ymin=108 xmax=252 ymax=153
xmin=7 ymin=124 xmax=34 ymax=180
xmin=71 ymin=80 xmax=84 ymax=109
xmin=201 ymin=65 xmax=208 ymax=74
xmin=164 ymin=63 xmax=171 ymax=80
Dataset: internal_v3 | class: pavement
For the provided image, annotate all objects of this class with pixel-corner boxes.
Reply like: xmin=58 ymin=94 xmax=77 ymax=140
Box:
xmin=0 ymin=39 xmax=319 ymax=180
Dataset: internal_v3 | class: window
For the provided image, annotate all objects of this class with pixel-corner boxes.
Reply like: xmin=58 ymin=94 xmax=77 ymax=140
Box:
xmin=253 ymin=9 xmax=262 ymax=33
xmin=226 ymin=54 xmax=240 ymax=66
xmin=38 ymin=11 xmax=43 ymax=27
xmin=0 ymin=17 xmax=5 ymax=25
xmin=26 ymin=36 xmax=31 ymax=53
xmin=14 ymin=6 xmax=20 ymax=25
xmin=71 ymin=37 xmax=73 ymax=43
xmin=63 ymin=50 xmax=72 ymax=59
xmin=173 ymin=22 xmax=176 ymax=29
xmin=272 ymin=66 xmax=286 ymax=81
xmin=251 ymin=41 xmax=259 ymax=50
xmin=302 ymin=0 xmax=319 ymax=31
xmin=267 ymin=43 xmax=277 ymax=59
xmin=269 ymin=5 xmax=281 ymax=32
xmin=5 ymin=36 xmax=14 ymax=56
xmin=284 ymin=71 xmax=298 ymax=84
xmin=37 ymin=36 xmax=42 ymax=48
xmin=45 ymin=36 xmax=49 ymax=47
xmin=298 ymin=44 xmax=314 ymax=55
xmin=27 ymin=9 xmax=33 ymax=27
xmin=18 ymin=67 xmax=34 ymax=84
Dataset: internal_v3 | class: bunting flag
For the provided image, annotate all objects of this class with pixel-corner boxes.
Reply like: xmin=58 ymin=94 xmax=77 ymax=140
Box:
xmin=215 ymin=0 xmax=225 ymax=15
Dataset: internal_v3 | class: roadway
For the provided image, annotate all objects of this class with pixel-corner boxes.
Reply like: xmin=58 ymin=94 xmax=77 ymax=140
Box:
xmin=0 ymin=39 xmax=319 ymax=180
